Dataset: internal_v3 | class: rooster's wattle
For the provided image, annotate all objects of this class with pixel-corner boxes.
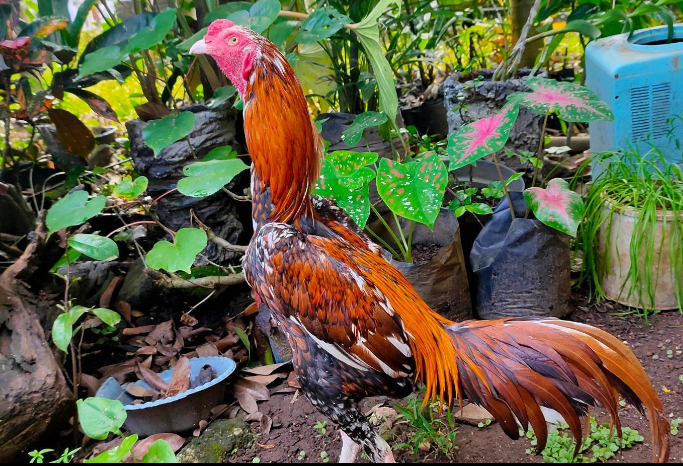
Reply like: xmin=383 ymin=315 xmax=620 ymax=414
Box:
xmin=190 ymin=20 xmax=670 ymax=463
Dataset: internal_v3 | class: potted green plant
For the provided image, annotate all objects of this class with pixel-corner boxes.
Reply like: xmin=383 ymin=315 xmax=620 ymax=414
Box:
xmin=578 ymin=148 xmax=683 ymax=314
xmin=446 ymin=77 xmax=614 ymax=319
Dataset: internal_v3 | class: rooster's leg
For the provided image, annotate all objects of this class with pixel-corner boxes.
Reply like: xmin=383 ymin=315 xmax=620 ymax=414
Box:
xmin=339 ymin=431 xmax=361 ymax=463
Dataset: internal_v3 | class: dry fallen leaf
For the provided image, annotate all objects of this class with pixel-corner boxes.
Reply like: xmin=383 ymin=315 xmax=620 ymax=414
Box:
xmin=80 ymin=373 xmax=101 ymax=397
xmin=125 ymin=383 xmax=156 ymax=399
xmin=115 ymin=301 xmax=133 ymax=325
xmin=165 ymin=357 xmax=191 ymax=398
xmin=196 ymin=343 xmax=220 ymax=358
xmin=100 ymin=277 xmax=124 ymax=309
xmin=243 ymin=374 xmax=286 ymax=386
xmin=235 ymin=391 xmax=258 ymax=414
xmin=145 ymin=320 xmax=174 ymax=346
xmin=122 ymin=325 xmax=157 ymax=336
xmin=181 ymin=313 xmax=198 ymax=327
xmin=242 ymin=362 xmax=291 ymax=376
xmin=193 ymin=420 xmax=209 ymax=437
xmin=136 ymin=364 xmax=170 ymax=393
xmin=233 ymin=379 xmax=270 ymax=401
xmin=135 ymin=346 xmax=158 ymax=356
xmin=287 ymin=372 xmax=301 ymax=389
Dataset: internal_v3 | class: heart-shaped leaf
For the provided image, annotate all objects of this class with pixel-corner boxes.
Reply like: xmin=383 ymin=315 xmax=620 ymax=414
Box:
xmin=77 ymin=398 xmax=127 ymax=441
xmin=205 ymin=2 xmax=254 ymax=23
xmin=203 ymin=145 xmax=238 ymax=161
xmin=123 ymin=8 xmax=177 ymax=54
xmin=228 ymin=0 xmax=281 ymax=34
xmin=508 ymin=77 xmax=615 ymax=122
xmin=113 ymin=176 xmax=148 ymax=200
xmin=297 ymin=6 xmax=351 ymax=44
xmin=91 ymin=308 xmax=121 ymax=327
xmin=46 ymin=191 xmax=106 ymax=234
xmin=52 ymin=306 xmax=90 ymax=352
xmin=342 ymin=111 xmax=388 ymax=147
xmin=376 ymin=151 xmax=447 ymax=228
xmin=146 ymin=228 xmax=208 ymax=274
xmin=447 ymin=104 xmax=519 ymax=170
xmin=142 ymin=440 xmax=178 ymax=463
xmin=177 ymin=159 xmax=249 ymax=198
xmin=77 ymin=46 xmax=123 ymax=79
xmin=142 ymin=111 xmax=197 ymax=157
xmin=68 ymin=234 xmax=119 ymax=261
xmin=315 ymin=151 xmax=378 ymax=228
xmin=524 ymin=179 xmax=585 ymax=237
xmin=85 ymin=435 xmax=138 ymax=463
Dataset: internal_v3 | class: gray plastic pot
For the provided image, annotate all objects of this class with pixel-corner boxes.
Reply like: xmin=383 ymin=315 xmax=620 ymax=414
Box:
xmin=96 ymin=356 xmax=236 ymax=437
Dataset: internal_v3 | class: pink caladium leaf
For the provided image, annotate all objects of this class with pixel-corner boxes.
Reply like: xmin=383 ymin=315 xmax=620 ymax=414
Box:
xmin=315 ymin=151 xmax=378 ymax=228
xmin=524 ymin=178 xmax=585 ymax=237
xmin=508 ymin=77 xmax=615 ymax=122
xmin=447 ymin=104 xmax=519 ymax=170
xmin=376 ymin=151 xmax=447 ymax=228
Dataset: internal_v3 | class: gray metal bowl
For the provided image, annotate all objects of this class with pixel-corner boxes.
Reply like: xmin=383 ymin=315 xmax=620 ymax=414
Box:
xmin=96 ymin=356 xmax=236 ymax=436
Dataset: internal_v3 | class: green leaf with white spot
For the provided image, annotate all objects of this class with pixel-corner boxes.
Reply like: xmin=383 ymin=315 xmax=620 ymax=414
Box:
xmin=376 ymin=151 xmax=447 ymax=228
xmin=113 ymin=176 xmax=148 ymax=200
xmin=315 ymin=151 xmax=378 ymax=228
xmin=123 ymin=8 xmax=177 ymax=54
xmin=142 ymin=112 xmax=197 ymax=157
xmin=46 ymin=191 xmax=106 ymax=234
xmin=177 ymin=159 xmax=249 ymax=198
xmin=341 ymin=112 xmax=388 ymax=147
xmin=77 ymin=398 xmax=127 ymax=441
xmin=68 ymin=234 xmax=119 ymax=261
xmin=146 ymin=228 xmax=208 ymax=274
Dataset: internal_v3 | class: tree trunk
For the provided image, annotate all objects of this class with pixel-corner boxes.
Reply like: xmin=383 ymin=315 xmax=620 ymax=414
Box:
xmin=510 ymin=0 xmax=542 ymax=69
xmin=0 ymin=219 xmax=73 ymax=462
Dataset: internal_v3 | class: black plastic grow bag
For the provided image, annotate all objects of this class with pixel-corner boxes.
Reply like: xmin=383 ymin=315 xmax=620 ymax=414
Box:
xmin=470 ymin=193 xmax=571 ymax=319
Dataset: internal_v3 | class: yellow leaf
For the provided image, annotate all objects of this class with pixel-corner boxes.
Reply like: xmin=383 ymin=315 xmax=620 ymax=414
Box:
xmin=552 ymin=21 xmax=567 ymax=30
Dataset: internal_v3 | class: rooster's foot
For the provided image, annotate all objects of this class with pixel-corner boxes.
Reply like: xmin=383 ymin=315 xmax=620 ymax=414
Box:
xmin=339 ymin=431 xmax=361 ymax=463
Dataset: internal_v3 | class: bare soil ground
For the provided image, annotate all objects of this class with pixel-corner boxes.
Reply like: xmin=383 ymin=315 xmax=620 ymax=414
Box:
xmin=232 ymin=291 xmax=683 ymax=463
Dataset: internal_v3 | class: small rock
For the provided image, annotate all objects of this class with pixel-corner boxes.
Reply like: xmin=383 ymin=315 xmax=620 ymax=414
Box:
xmin=455 ymin=403 xmax=495 ymax=423
xmin=177 ymin=418 xmax=254 ymax=463
xmin=117 ymin=258 xmax=156 ymax=308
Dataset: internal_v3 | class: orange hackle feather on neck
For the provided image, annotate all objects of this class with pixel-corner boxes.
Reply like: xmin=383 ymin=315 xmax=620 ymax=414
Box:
xmin=244 ymin=40 xmax=322 ymax=224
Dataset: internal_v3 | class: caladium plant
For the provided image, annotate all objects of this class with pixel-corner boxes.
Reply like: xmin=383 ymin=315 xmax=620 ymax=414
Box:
xmin=447 ymin=104 xmax=519 ymax=170
xmin=376 ymin=151 xmax=447 ymax=229
xmin=524 ymin=179 xmax=585 ymax=237
xmin=507 ymin=77 xmax=615 ymax=122
xmin=315 ymin=151 xmax=378 ymax=228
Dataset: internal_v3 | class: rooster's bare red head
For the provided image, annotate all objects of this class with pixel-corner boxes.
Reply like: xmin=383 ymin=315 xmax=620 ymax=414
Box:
xmin=190 ymin=19 xmax=265 ymax=97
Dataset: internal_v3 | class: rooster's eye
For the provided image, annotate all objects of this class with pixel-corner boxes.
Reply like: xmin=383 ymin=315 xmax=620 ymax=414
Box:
xmin=229 ymin=37 xmax=238 ymax=45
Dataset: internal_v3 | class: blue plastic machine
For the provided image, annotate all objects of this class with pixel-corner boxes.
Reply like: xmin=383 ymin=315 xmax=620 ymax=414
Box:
xmin=586 ymin=25 xmax=683 ymax=173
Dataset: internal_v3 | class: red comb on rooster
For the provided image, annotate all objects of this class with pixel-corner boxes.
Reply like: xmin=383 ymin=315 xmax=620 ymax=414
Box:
xmin=190 ymin=21 xmax=670 ymax=463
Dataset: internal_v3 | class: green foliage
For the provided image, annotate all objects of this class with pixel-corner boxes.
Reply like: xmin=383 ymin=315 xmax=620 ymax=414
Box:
xmin=142 ymin=112 xmax=197 ymax=157
xmin=315 ymin=151 xmax=378 ymax=228
xmin=146 ymin=228 xmax=208 ymax=274
xmin=46 ymin=191 xmax=106 ymax=235
xmin=577 ymin=148 xmax=683 ymax=314
xmin=67 ymin=234 xmax=119 ymax=261
xmin=52 ymin=306 xmax=120 ymax=352
xmin=85 ymin=435 xmax=138 ymax=463
xmin=525 ymin=418 xmax=644 ymax=463
xmin=671 ymin=418 xmax=682 ymax=436
xmin=77 ymin=46 xmax=123 ymax=79
xmin=395 ymin=394 xmax=458 ymax=460
xmin=177 ymin=159 xmax=249 ymax=198
xmin=341 ymin=111 xmax=388 ymax=147
xmin=313 ymin=420 xmax=328 ymax=438
xmin=113 ymin=177 xmax=149 ymax=200
xmin=207 ymin=86 xmax=237 ymax=110
xmin=141 ymin=440 xmax=179 ymax=463
xmin=448 ymin=188 xmax=494 ymax=218
xmin=227 ymin=0 xmax=281 ymax=34
xmin=77 ymin=398 xmax=127 ymax=441
xmin=203 ymin=145 xmax=238 ymax=161
xmin=297 ymin=6 xmax=351 ymax=44
xmin=377 ymin=152 xmax=447 ymax=228
xmin=123 ymin=8 xmax=177 ymax=55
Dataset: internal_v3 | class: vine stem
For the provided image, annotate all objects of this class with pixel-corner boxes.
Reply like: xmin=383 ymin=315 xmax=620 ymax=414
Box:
xmin=526 ymin=111 xmax=550 ymax=218
xmin=369 ymin=204 xmax=409 ymax=261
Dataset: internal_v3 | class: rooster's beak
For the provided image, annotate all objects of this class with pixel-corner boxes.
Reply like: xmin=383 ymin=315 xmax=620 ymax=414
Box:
xmin=189 ymin=39 xmax=208 ymax=55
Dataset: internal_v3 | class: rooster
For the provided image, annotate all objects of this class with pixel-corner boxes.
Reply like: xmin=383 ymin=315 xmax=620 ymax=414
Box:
xmin=190 ymin=20 xmax=670 ymax=463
